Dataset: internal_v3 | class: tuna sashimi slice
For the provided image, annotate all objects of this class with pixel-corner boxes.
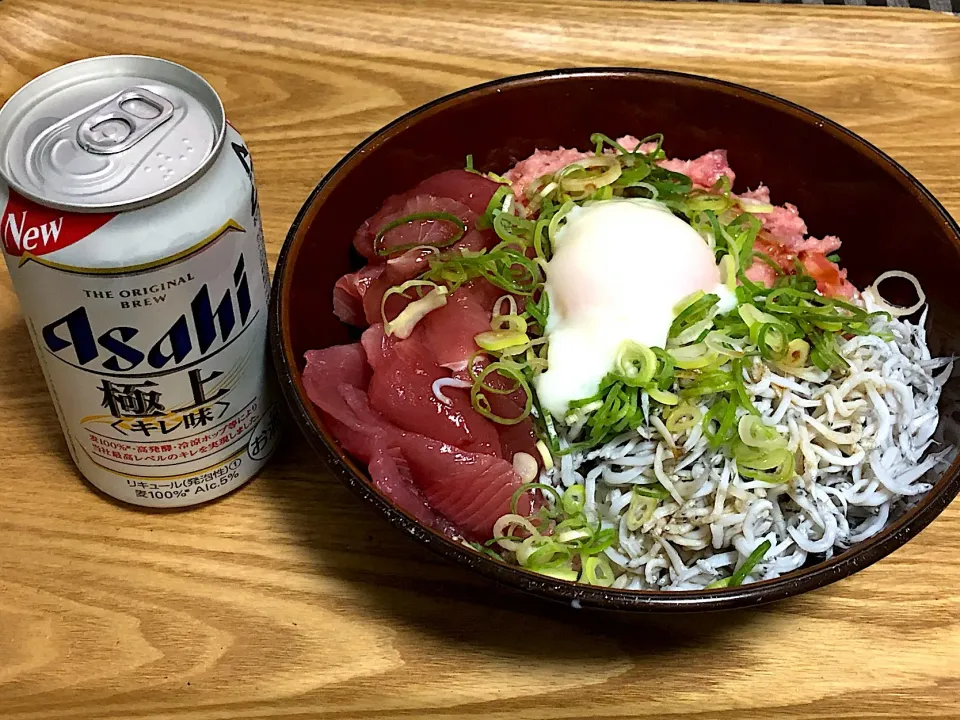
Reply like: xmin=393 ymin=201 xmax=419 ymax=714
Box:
xmin=360 ymin=323 xmax=401 ymax=372
xmin=368 ymin=442 xmax=439 ymax=529
xmin=467 ymin=356 xmax=540 ymax=468
xmin=361 ymin=246 xmax=438 ymax=326
xmin=352 ymin=170 xmax=500 ymax=261
xmin=302 ymin=344 xmax=372 ymax=428
xmin=412 ymin=279 xmax=500 ymax=372
xmin=366 ymin=330 xmax=503 ymax=457
xmin=412 ymin=169 xmax=502 ymax=215
xmin=394 ymin=433 xmax=532 ymax=540
xmin=303 ymin=342 xmax=533 ymax=540
xmin=333 ymin=265 xmax=386 ymax=326
xmin=374 ymin=195 xmax=476 ymax=257
xmin=302 ymin=348 xmax=443 ymax=528
xmin=351 ymin=193 xmax=410 ymax=263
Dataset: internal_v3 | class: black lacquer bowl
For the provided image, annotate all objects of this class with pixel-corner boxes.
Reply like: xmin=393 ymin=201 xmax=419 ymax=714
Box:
xmin=269 ymin=68 xmax=960 ymax=611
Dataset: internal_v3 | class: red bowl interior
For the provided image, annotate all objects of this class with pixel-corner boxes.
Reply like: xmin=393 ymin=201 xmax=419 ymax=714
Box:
xmin=270 ymin=68 xmax=960 ymax=611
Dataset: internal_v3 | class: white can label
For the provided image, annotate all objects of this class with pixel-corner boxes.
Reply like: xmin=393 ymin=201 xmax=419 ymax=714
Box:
xmin=1 ymin=141 xmax=281 ymax=506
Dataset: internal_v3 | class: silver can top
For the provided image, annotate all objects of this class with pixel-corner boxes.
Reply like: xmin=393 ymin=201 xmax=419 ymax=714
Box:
xmin=0 ymin=55 xmax=225 ymax=213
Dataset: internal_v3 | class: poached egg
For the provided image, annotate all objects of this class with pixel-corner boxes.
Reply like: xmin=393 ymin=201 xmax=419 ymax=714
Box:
xmin=534 ymin=198 xmax=734 ymax=419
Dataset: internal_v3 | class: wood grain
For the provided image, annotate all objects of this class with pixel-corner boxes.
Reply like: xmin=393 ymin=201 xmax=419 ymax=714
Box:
xmin=1 ymin=0 xmax=960 ymax=717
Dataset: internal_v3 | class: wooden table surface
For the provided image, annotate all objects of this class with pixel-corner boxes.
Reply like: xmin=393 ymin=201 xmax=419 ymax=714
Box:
xmin=2 ymin=1 xmax=960 ymax=718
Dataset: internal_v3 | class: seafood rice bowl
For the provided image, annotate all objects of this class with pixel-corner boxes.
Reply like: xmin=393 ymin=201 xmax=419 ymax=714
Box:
xmin=300 ymin=132 xmax=954 ymax=591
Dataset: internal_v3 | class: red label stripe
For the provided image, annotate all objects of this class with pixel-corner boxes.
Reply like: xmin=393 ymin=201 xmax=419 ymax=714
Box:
xmin=1 ymin=189 xmax=116 ymax=258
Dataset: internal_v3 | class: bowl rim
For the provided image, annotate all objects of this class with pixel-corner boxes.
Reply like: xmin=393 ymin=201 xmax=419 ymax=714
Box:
xmin=269 ymin=66 xmax=960 ymax=611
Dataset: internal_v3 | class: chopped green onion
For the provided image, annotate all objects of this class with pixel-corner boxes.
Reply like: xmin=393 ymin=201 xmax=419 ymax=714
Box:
xmin=737 ymin=415 xmax=783 ymax=450
xmin=636 ymin=484 xmax=670 ymax=500
xmin=755 ymin=322 xmax=789 ymax=361
xmin=471 ymin=362 xmax=533 ymax=425
xmin=647 ymin=388 xmax=680 ymax=406
xmin=680 ymin=370 xmax=734 ymax=398
xmin=535 ymin=565 xmax=580 ymax=581
xmin=557 ymin=155 xmax=622 ymax=198
xmin=582 ymin=555 xmax=615 ymax=587
xmin=475 ymin=329 xmax=529 ymax=352
xmin=702 ymin=397 xmax=738 ymax=448
xmin=666 ymin=402 xmax=701 ymax=433
xmin=729 ymin=540 xmax=772 ymax=586
xmin=562 ymin=484 xmax=586 ymax=515
xmin=590 ymin=132 xmax=633 ymax=157
xmin=582 ymin=527 xmax=617 ymax=555
xmin=381 ymin=281 xmax=448 ymax=338
xmin=510 ymin=482 xmax=561 ymax=515
xmin=517 ymin=536 xmax=570 ymax=570
xmin=670 ymin=342 xmax=720 ymax=370
xmin=704 ymin=330 xmax=746 ymax=358
xmin=467 ymin=540 xmax=503 ymax=560
xmin=477 ymin=184 xmax=514 ymax=229
xmin=780 ymin=338 xmax=810 ymax=368
xmin=625 ymin=491 xmax=658 ymax=530
xmin=615 ymin=341 xmax=657 ymax=385
xmin=731 ymin=358 xmax=760 ymax=416
xmin=734 ymin=442 xmax=795 ymax=484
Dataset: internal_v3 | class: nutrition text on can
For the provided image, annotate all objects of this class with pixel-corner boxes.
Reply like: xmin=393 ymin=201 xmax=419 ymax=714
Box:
xmin=0 ymin=56 xmax=282 ymax=507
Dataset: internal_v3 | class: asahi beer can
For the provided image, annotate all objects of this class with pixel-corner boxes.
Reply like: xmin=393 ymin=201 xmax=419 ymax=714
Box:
xmin=0 ymin=55 xmax=282 ymax=507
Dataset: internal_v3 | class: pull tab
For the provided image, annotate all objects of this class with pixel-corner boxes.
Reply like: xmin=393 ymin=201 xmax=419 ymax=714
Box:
xmin=77 ymin=87 xmax=174 ymax=155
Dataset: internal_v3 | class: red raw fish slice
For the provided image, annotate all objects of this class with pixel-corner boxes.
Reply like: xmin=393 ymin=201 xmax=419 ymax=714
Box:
xmin=302 ymin=344 xmax=372 ymax=428
xmin=368 ymin=442 xmax=439 ymax=528
xmin=367 ymin=333 xmax=502 ymax=457
xmin=302 ymin=353 xmax=444 ymax=530
xmin=394 ymin=433 xmax=532 ymax=540
xmin=339 ymin=383 xmax=526 ymax=540
xmin=304 ymin=350 xmax=529 ymax=540
xmin=361 ymin=247 xmax=438 ymax=326
xmin=470 ymin=356 xmax=540 ymax=466
xmin=358 ymin=199 xmax=501 ymax=326
xmin=353 ymin=169 xmax=499 ymax=260
xmin=456 ymin=228 xmax=499 ymax=254
xmin=413 ymin=169 xmax=502 ymax=214
xmin=413 ymin=280 xmax=499 ymax=371
xmin=375 ymin=195 xmax=476 ymax=256
xmin=333 ymin=265 xmax=386 ymax=326
xmin=360 ymin=323 xmax=401 ymax=372
xmin=491 ymin=416 xmax=539 ymax=466
xmin=352 ymin=193 xmax=410 ymax=262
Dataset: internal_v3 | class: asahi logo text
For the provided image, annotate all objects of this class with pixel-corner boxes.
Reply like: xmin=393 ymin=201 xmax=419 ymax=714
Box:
xmin=42 ymin=253 xmax=253 ymax=373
